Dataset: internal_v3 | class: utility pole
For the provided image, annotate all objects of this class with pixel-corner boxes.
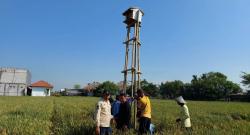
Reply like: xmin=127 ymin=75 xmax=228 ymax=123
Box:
xmin=121 ymin=7 xmax=144 ymax=129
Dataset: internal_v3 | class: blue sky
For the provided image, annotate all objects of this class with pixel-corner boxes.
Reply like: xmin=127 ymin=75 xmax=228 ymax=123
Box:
xmin=1 ymin=0 xmax=250 ymax=90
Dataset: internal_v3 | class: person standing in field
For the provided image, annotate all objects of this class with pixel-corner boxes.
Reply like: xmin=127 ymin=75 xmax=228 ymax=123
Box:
xmin=111 ymin=95 xmax=120 ymax=118
xmin=136 ymin=89 xmax=152 ymax=135
xmin=175 ymin=96 xmax=192 ymax=134
xmin=95 ymin=90 xmax=114 ymax=135
xmin=116 ymin=93 xmax=131 ymax=130
xmin=111 ymin=95 xmax=120 ymax=127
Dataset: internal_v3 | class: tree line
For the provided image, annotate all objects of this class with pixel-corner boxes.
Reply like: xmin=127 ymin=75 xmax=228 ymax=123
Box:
xmin=73 ymin=72 xmax=250 ymax=101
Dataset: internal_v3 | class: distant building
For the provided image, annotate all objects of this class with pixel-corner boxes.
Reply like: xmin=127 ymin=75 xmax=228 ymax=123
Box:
xmin=229 ymin=91 xmax=250 ymax=102
xmin=30 ymin=80 xmax=53 ymax=96
xmin=0 ymin=68 xmax=31 ymax=96
xmin=63 ymin=89 xmax=84 ymax=96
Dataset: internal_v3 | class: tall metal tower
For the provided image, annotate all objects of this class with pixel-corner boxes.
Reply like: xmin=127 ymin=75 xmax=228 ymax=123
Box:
xmin=121 ymin=7 xmax=144 ymax=128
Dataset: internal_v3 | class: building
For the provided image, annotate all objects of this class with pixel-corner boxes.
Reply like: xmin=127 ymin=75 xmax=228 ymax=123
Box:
xmin=30 ymin=80 xmax=53 ymax=96
xmin=229 ymin=91 xmax=250 ymax=102
xmin=63 ymin=89 xmax=84 ymax=96
xmin=0 ymin=68 xmax=31 ymax=96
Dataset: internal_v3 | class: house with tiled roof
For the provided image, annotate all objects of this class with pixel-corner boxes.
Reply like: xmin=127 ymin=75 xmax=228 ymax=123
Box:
xmin=30 ymin=80 xmax=53 ymax=96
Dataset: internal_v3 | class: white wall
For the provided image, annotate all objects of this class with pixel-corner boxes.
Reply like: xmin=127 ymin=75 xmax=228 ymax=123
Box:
xmin=0 ymin=68 xmax=29 ymax=84
xmin=0 ymin=83 xmax=26 ymax=96
xmin=32 ymin=87 xmax=50 ymax=96
xmin=0 ymin=68 xmax=30 ymax=96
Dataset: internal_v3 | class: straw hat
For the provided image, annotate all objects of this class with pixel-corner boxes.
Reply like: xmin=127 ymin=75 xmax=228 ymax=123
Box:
xmin=175 ymin=96 xmax=186 ymax=104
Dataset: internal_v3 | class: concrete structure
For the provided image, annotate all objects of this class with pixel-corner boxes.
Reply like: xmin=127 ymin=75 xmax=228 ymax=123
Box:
xmin=30 ymin=80 xmax=53 ymax=96
xmin=0 ymin=68 xmax=31 ymax=96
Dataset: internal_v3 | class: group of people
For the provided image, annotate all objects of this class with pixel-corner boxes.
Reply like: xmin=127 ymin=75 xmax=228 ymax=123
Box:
xmin=94 ymin=89 xmax=192 ymax=135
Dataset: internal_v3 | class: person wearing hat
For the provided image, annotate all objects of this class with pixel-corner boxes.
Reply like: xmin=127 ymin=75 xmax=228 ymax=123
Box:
xmin=136 ymin=89 xmax=152 ymax=134
xmin=175 ymin=96 xmax=192 ymax=133
xmin=95 ymin=90 xmax=114 ymax=135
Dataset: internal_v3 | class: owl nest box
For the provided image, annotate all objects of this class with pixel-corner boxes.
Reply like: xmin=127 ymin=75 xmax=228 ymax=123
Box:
xmin=123 ymin=7 xmax=144 ymax=27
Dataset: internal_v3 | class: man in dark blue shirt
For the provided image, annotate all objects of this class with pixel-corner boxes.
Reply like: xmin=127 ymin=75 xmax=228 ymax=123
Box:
xmin=111 ymin=95 xmax=120 ymax=118
xmin=117 ymin=93 xmax=131 ymax=130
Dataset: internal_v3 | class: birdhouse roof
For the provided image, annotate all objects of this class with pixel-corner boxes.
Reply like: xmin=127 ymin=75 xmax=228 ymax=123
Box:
xmin=122 ymin=7 xmax=144 ymax=16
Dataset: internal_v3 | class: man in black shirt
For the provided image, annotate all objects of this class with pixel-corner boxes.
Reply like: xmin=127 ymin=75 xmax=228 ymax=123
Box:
xmin=116 ymin=93 xmax=131 ymax=130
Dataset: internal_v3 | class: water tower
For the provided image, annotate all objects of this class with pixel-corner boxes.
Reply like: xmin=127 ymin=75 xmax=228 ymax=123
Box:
xmin=121 ymin=7 xmax=144 ymax=128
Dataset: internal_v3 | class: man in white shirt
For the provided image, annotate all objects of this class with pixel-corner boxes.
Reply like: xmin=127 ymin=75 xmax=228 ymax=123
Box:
xmin=95 ymin=90 xmax=113 ymax=135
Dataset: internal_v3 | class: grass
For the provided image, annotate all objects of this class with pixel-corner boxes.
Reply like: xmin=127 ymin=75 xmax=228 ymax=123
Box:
xmin=0 ymin=96 xmax=250 ymax=135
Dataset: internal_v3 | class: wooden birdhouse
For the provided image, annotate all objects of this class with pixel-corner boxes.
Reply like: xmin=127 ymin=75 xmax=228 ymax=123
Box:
xmin=123 ymin=7 xmax=144 ymax=26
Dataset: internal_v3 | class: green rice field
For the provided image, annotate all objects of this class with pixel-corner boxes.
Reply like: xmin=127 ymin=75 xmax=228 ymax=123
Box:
xmin=0 ymin=97 xmax=250 ymax=135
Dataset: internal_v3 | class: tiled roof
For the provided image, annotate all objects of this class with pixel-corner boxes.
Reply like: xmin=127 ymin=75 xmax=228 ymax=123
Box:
xmin=31 ymin=80 xmax=53 ymax=88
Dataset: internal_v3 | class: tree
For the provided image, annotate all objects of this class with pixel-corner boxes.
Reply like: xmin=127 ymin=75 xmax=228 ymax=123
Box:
xmin=241 ymin=72 xmax=250 ymax=88
xmin=83 ymin=82 xmax=100 ymax=93
xmin=126 ymin=79 xmax=160 ymax=97
xmin=94 ymin=81 xmax=119 ymax=96
xmin=160 ymin=80 xmax=184 ymax=99
xmin=74 ymin=84 xmax=81 ymax=89
xmin=189 ymin=72 xmax=242 ymax=100
xmin=141 ymin=79 xmax=160 ymax=97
